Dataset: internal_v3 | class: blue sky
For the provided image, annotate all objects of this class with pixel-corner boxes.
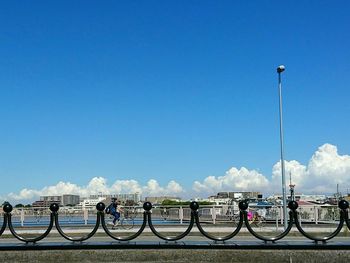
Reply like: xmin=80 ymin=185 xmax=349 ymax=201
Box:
xmin=1 ymin=1 xmax=350 ymax=200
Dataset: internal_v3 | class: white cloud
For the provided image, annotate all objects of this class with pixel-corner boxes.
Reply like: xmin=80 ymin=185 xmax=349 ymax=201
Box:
xmin=272 ymin=144 xmax=350 ymax=193
xmin=194 ymin=143 xmax=350 ymax=196
xmin=193 ymin=167 xmax=269 ymax=195
xmin=4 ymin=178 xmax=185 ymax=203
xmin=41 ymin=182 xmax=84 ymax=196
xmin=142 ymin=179 xmax=183 ymax=196
xmin=271 ymin=160 xmax=307 ymax=191
xmin=111 ymin=180 xmax=142 ymax=194
xmin=7 ymin=188 xmax=41 ymax=201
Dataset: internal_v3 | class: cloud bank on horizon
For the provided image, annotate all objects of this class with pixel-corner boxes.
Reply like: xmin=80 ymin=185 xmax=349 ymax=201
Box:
xmin=3 ymin=143 xmax=350 ymax=203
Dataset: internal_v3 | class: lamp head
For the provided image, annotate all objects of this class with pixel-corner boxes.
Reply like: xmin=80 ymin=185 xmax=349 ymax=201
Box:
xmin=277 ymin=65 xmax=285 ymax=73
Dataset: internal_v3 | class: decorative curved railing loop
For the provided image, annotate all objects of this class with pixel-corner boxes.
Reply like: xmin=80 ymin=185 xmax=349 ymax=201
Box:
xmin=53 ymin=203 xmax=102 ymax=242
xmin=147 ymin=202 xmax=195 ymax=241
xmin=6 ymin=203 xmax=54 ymax=243
xmin=0 ymin=204 xmax=11 ymax=236
xmin=192 ymin=201 xmax=244 ymax=241
xmin=342 ymin=200 xmax=350 ymax=230
xmin=101 ymin=202 xmax=147 ymax=241
xmin=0 ymin=215 xmax=7 ymax=237
xmin=240 ymin=200 xmax=294 ymax=242
xmin=293 ymin=200 xmax=349 ymax=242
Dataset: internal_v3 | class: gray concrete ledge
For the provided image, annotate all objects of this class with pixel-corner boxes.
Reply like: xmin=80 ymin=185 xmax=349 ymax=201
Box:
xmin=1 ymin=249 xmax=350 ymax=263
xmin=2 ymin=240 xmax=350 ymax=250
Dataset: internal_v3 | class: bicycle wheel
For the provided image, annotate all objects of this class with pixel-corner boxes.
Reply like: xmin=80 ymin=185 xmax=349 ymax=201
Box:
xmin=251 ymin=217 xmax=264 ymax=228
xmin=231 ymin=215 xmax=240 ymax=227
xmin=248 ymin=219 xmax=256 ymax=227
xmin=258 ymin=217 xmax=266 ymax=228
xmin=121 ymin=217 xmax=134 ymax=230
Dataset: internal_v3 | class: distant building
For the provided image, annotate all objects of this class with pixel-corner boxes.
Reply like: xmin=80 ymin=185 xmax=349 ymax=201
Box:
xmin=32 ymin=195 xmax=62 ymax=207
xmin=145 ymin=196 xmax=181 ymax=204
xmin=62 ymin=195 xmax=80 ymax=206
xmin=216 ymin=191 xmax=262 ymax=200
xmin=32 ymin=194 xmax=80 ymax=207
xmin=40 ymin=195 xmax=62 ymax=203
xmin=89 ymin=193 xmax=141 ymax=204
xmin=208 ymin=196 xmax=231 ymax=205
xmin=76 ymin=197 xmax=106 ymax=209
xmin=271 ymin=194 xmax=326 ymax=204
xmin=32 ymin=192 xmax=142 ymax=208
xmin=217 ymin=192 xmax=230 ymax=198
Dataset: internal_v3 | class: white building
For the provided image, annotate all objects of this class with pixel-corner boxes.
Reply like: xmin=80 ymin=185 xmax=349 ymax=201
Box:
xmin=89 ymin=192 xmax=141 ymax=203
xmin=76 ymin=197 xmax=106 ymax=209
xmin=270 ymin=194 xmax=326 ymax=204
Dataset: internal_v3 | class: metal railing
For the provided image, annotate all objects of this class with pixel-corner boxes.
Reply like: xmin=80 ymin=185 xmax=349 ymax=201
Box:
xmin=0 ymin=200 xmax=350 ymax=243
xmin=4 ymin=203 xmax=344 ymax=226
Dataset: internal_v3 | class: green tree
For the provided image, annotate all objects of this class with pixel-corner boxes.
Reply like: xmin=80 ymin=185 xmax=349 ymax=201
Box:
xmin=1 ymin=201 xmax=10 ymax=207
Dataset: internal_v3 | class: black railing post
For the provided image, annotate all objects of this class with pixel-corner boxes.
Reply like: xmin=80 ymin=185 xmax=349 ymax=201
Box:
xmin=338 ymin=199 xmax=350 ymax=230
xmin=0 ymin=203 xmax=11 ymax=236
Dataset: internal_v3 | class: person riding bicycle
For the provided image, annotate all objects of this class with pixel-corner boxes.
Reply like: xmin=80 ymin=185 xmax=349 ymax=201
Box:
xmin=248 ymin=209 xmax=266 ymax=227
xmin=108 ymin=198 xmax=124 ymax=228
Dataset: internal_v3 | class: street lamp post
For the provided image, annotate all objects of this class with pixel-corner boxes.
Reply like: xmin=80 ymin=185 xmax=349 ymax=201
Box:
xmin=277 ymin=65 xmax=288 ymax=230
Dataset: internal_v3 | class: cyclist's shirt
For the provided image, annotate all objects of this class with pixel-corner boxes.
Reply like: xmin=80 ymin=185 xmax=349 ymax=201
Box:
xmin=110 ymin=203 xmax=120 ymax=224
xmin=247 ymin=211 xmax=253 ymax=220
xmin=110 ymin=203 xmax=118 ymax=214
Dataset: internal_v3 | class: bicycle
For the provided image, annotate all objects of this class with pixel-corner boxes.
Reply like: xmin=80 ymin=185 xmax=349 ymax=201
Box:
xmin=34 ymin=209 xmax=43 ymax=223
xmin=248 ymin=213 xmax=266 ymax=227
xmin=160 ymin=207 xmax=170 ymax=221
xmin=109 ymin=209 xmax=136 ymax=230
xmin=228 ymin=211 xmax=266 ymax=227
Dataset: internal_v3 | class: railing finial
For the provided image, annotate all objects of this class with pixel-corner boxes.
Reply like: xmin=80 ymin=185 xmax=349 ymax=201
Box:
xmin=190 ymin=201 xmax=199 ymax=211
xmin=338 ymin=200 xmax=349 ymax=210
xmin=96 ymin=202 xmax=105 ymax=211
xmin=238 ymin=201 xmax=248 ymax=211
xmin=49 ymin=203 xmax=59 ymax=212
xmin=3 ymin=203 xmax=12 ymax=213
xmin=143 ymin=202 xmax=152 ymax=211
xmin=288 ymin=201 xmax=298 ymax=211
